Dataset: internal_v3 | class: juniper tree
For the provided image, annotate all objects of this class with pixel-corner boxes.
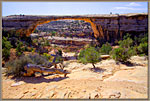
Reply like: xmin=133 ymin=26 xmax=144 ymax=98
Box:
xmin=78 ymin=46 xmax=101 ymax=68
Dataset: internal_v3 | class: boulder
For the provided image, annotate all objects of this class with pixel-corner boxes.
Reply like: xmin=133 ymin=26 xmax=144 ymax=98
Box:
xmin=11 ymin=81 xmax=25 ymax=87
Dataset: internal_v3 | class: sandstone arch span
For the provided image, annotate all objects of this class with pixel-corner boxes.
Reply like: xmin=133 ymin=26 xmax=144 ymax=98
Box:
xmin=2 ymin=13 xmax=148 ymax=43
xmin=31 ymin=17 xmax=104 ymax=39
xmin=26 ymin=17 xmax=104 ymax=38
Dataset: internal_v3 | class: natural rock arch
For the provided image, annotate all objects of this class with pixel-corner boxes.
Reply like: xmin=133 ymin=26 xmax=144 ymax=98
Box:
xmin=2 ymin=13 xmax=148 ymax=44
xmin=26 ymin=17 xmax=104 ymax=39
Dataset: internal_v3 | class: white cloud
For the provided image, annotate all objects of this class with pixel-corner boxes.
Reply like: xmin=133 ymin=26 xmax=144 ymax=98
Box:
xmin=114 ymin=7 xmax=145 ymax=10
xmin=114 ymin=7 xmax=134 ymax=10
xmin=113 ymin=2 xmax=146 ymax=12
xmin=126 ymin=2 xmax=141 ymax=6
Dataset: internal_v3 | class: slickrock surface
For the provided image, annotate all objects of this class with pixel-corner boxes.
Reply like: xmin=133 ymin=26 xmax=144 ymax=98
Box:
xmin=2 ymin=55 xmax=148 ymax=99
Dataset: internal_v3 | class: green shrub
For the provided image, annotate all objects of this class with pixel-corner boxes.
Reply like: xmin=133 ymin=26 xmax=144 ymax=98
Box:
xmin=138 ymin=33 xmax=148 ymax=43
xmin=16 ymin=41 xmax=24 ymax=56
xmin=51 ymin=31 xmax=56 ymax=37
xmin=42 ymin=53 xmax=52 ymax=62
xmin=137 ymin=34 xmax=148 ymax=55
xmin=133 ymin=33 xmax=148 ymax=56
xmin=5 ymin=54 xmax=51 ymax=76
xmin=32 ymin=39 xmax=38 ymax=46
xmin=5 ymin=55 xmax=33 ymax=76
xmin=134 ymin=33 xmax=148 ymax=46
xmin=55 ymin=56 xmax=63 ymax=63
xmin=140 ymin=36 xmax=148 ymax=43
xmin=44 ymin=40 xmax=50 ymax=46
xmin=2 ymin=49 xmax=11 ymax=61
xmin=3 ymin=29 xmax=31 ymax=48
xmin=118 ymin=37 xmax=133 ymax=48
xmin=28 ymin=54 xmax=50 ymax=66
xmin=111 ymin=47 xmax=136 ymax=62
xmin=78 ymin=49 xmax=86 ymax=61
xmin=123 ymin=33 xmax=131 ymax=40
xmin=137 ymin=42 xmax=148 ymax=55
xmin=31 ymin=48 xmax=35 ymax=53
xmin=24 ymin=45 xmax=28 ymax=51
xmin=111 ymin=36 xmax=136 ymax=62
xmin=100 ymin=42 xmax=112 ymax=55
xmin=78 ymin=46 xmax=101 ymax=68
xmin=2 ymin=37 xmax=12 ymax=60
xmin=53 ymin=49 xmax=63 ymax=63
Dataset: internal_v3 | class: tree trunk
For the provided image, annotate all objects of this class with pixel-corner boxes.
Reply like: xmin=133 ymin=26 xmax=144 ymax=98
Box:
xmin=92 ymin=63 xmax=96 ymax=68
xmin=54 ymin=64 xmax=57 ymax=69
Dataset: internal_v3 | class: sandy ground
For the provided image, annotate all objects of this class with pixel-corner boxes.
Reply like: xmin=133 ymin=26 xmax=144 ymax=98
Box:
xmin=2 ymin=55 xmax=148 ymax=99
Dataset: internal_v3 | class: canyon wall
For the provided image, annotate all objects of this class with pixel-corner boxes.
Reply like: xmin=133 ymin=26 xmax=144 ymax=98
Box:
xmin=2 ymin=13 xmax=148 ymax=43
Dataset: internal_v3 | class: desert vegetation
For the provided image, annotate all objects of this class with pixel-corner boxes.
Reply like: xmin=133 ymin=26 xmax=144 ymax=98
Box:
xmin=2 ymin=31 xmax=148 ymax=77
xmin=2 ymin=24 xmax=148 ymax=76
xmin=2 ymin=36 xmax=12 ymax=61
xmin=110 ymin=34 xmax=136 ymax=63
xmin=78 ymin=46 xmax=101 ymax=68
xmin=5 ymin=54 xmax=51 ymax=76
xmin=2 ymin=20 xmax=148 ymax=99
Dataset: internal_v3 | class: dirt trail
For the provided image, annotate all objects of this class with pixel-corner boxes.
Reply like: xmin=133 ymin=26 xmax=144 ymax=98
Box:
xmin=2 ymin=55 xmax=148 ymax=99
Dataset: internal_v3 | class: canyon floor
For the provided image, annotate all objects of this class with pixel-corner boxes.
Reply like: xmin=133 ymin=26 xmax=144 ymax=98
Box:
xmin=2 ymin=53 xmax=148 ymax=99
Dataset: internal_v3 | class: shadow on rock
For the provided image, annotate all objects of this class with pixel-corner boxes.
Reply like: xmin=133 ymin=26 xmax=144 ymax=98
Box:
xmin=90 ymin=67 xmax=106 ymax=73
xmin=120 ymin=61 xmax=144 ymax=67
xmin=11 ymin=75 xmax=68 ymax=84
xmin=63 ymin=56 xmax=77 ymax=61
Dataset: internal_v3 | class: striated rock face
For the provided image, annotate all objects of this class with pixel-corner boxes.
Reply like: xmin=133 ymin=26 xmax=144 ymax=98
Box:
xmin=2 ymin=13 xmax=148 ymax=43
xmin=49 ymin=39 xmax=92 ymax=46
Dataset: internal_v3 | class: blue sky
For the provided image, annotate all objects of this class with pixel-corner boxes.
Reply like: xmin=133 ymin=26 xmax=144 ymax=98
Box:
xmin=2 ymin=2 xmax=148 ymax=16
